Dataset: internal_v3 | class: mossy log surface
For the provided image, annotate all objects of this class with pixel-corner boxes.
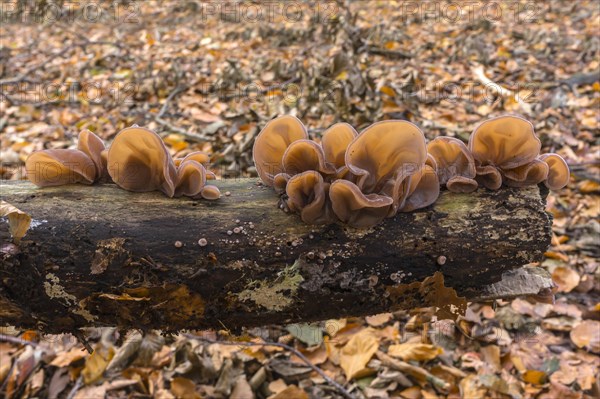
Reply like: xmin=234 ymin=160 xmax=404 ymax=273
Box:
xmin=0 ymin=179 xmax=553 ymax=333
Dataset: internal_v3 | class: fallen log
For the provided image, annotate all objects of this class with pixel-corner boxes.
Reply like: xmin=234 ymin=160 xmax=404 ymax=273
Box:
xmin=0 ymin=179 xmax=553 ymax=333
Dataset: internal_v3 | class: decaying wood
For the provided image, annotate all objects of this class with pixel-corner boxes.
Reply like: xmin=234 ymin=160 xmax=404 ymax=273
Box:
xmin=0 ymin=179 xmax=553 ymax=333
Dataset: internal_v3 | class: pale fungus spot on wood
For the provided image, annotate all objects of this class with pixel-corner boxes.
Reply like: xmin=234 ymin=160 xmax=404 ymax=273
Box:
xmin=44 ymin=273 xmax=96 ymax=321
xmin=174 ymin=241 xmax=183 ymax=248
xmin=236 ymin=261 xmax=304 ymax=311
xmin=437 ymin=255 xmax=447 ymax=265
xmin=198 ymin=238 xmax=208 ymax=247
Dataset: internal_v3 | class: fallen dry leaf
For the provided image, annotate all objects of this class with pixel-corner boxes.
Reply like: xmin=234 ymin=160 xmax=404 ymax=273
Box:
xmin=271 ymin=384 xmax=308 ymax=399
xmin=339 ymin=328 xmax=378 ymax=380
xmin=170 ymin=377 xmax=202 ymax=399
xmin=81 ymin=343 xmax=115 ymax=385
xmin=570 ymin=320 xmax=600 ymax=353
xmin=0 ymin=200 xmax=31 ymax=243
xmin=552 ymin=266 xmax=581 ymax=293
xmin=365 ymin=313 xmax=393 ymax=327
xmin=387 ymin=343 xmax=442 ymax=362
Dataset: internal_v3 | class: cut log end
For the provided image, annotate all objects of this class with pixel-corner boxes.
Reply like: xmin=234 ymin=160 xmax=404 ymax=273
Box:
xmin=0 ymin=179 xmax=553 ymax=333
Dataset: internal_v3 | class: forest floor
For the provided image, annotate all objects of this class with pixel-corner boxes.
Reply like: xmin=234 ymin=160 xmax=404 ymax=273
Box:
xmin=0 ymin=1 xmax=598 ymax=398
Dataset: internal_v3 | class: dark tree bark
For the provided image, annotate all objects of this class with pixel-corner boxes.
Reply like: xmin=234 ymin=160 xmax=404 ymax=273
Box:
xmin=0 ymin=180 xmax=554 ymax=333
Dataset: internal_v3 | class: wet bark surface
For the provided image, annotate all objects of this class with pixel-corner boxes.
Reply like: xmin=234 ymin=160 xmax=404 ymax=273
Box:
xmin=0 ymin=179 xmax=553 ymax=333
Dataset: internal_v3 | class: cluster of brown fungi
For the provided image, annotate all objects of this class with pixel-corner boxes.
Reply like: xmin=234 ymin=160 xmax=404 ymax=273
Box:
xmin=253 ymin=115 xmax=570 ymax=228
xmin=25 ymin=127 xmax=220 ymax=200
xmin=25 ymin=115 xmax=569 ymax=229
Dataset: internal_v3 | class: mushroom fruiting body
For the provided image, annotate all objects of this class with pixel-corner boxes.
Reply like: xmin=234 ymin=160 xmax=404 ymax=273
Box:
xmin=467 ymin=115 xmax=568 ymax=190
xmin=78 ymin=129 xmax=108 ymax=181
xmin=26 ymin=130 xmax=108 ymax=187
xmin=427 ymin=136 xmax=477 ymax=193
xmin=469 ymin=115 xmax=541 ymax=170
xmin=286 ymin=171 xmax=333 ymax=224
xmin=26 ymin=149 xmax=97 ymax=187
xmin=321 ymin=123 xmax=358 ymax=173
xmin=330 ymin=179 xmax=393 ymax=228
xmin=255 ymin=118 xmax=438 ymax=228
xmin=345 ymin=120 xmax=428 ymax=193
xmin=174 ymin=160 xmax=207 ymax=198
xmin=252 ymin=115 xmax=308 ymax=186
xmin=108 ymin=127 xmax=220 ymax=200
xmin=26 ymin=126 xmax=220 ymax=201
xmin=107 ymin=127 xmax=178 ymax=197
xmin=539 ymin=153 xmax=570 ymax=190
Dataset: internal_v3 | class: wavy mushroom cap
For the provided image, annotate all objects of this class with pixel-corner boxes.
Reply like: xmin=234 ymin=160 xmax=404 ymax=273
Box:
xmin=107 ymin=127 xmax=177 ymax=197
xmin=321 ymin=123 xmax=358 ymax=169
xmin=469 ymin=115 xmax=541 ymax=169
xmin=26 ymin=149 xmax=96 ymax=187
xmin=273 ymin=173 xmax=290 ymax=194
xmin=346 ymin=120 xmax=427 ymax=193
xmin=427 ymin=137 xmax=476 ymax=186
xmin=77 ymin=129 xmax=106 ymax=179
xmin=282 ymin=139 xmax=335 ymax=176
xmin=177 ymin=151 xmax=211 ymax=167
xmin=252 ymin=115 xmax=308 ymax=186
xmin=330 ymin=179 xmax=394 ymax=228
xmin=286 ymin=171 xmax=332 ymax=224
xmin=174 ymin=160 xmax=207 ymax=198
xmin=200 ymin=184 xmax=221 ymax=200
xmin=447 ymin=176 xmax=478 ymax=193
xmin=400 ymin=165 xmax=440 ymax=212
xmin=539 ymin=153 xmax=570 ymax=190
xmin=502 ymin=158 xmax=549 ymax=187
xmin=475 ymin=165 xmax=503 ymax=190
xmin=425 ymin=153 xmax=438 ymax=171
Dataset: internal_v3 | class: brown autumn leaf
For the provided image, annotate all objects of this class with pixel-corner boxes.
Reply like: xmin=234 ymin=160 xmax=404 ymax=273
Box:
xmin=170 ymin=377 xmax=202 ymax=399
xmin=81 ymin=343 xmax=115 ymax=385
xmin=387 ymin=342 xmax=442 ymax=362
xmin=365 ymin=313 xmax=393 ymax=327
xmin=570 ymin=320 xmax=600 ymax=353
xmin=551 ymin=266 xmax=581 ymax=293
xmin=49 ymin=347 xmax=87 ymax=367
xmin=0 ymin=200 xmax=31 ymax=243
xmin=271 ymin=385 xmax=309 ymax=399
xmin=339 ymin=328 xmax=379 ymax=380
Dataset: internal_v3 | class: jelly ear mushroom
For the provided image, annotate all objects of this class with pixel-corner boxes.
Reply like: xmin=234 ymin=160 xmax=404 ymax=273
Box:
xmin=252 ymin=115 xmax=308 ymax=186
xmin=282 ymin=139 xmax=336 ymax=176
xmin=321 ymin=123 xmax=357 ymax=170
xmin=469 ymin=115 xmax=541 ymax=169
xmin=346 ymin=120 xmax=427 ymax=193
xmin=427 ymin=136 xmax=477 ymax=193
xmin=26 ymin=149 xmax=96 ymax=187
xmin=176 ymin=151 xmax=211 ymax=167
xmin=501 ymin=158 xmax=548 ymax=187
xmin=200 ymin=184 xmax=221 ymax=200
xmin=77 ymin=129 xmax=107 ymax=179
xmin=475 ymin=165 xmax=502 ymax=190
xmin=329 ymin=179 xmax=394 ymax=228
xmin=539 ymin=153 xmax=570 ymax=190
xmin=174 ymin=160 xmax=206 ymax=198
xmin=401 ymin=165 xmax=440 ymax=212
xmin=273 ymin=173 xmax=291 ymax=194
xmin=286 ymin=171 xmax=332 ymax=224
xmin=107 ymin=127 xmax=177 ymax=197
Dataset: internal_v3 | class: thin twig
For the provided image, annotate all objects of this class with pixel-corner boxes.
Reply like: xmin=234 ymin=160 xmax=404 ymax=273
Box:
xmin=376 ymin=350 xmax=450 ymax=390
xmin=74 ymin=331 xmax=93 ymax=354
xmin=0 ymin=46 xmax=76 ymax=85
xmin=66 ymin=376 xmax=83 ymax=399
xmin=183 ymin=333 xmax=356 ymax=399
xmin=0 ymin=333 xmax=39 ymax=347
